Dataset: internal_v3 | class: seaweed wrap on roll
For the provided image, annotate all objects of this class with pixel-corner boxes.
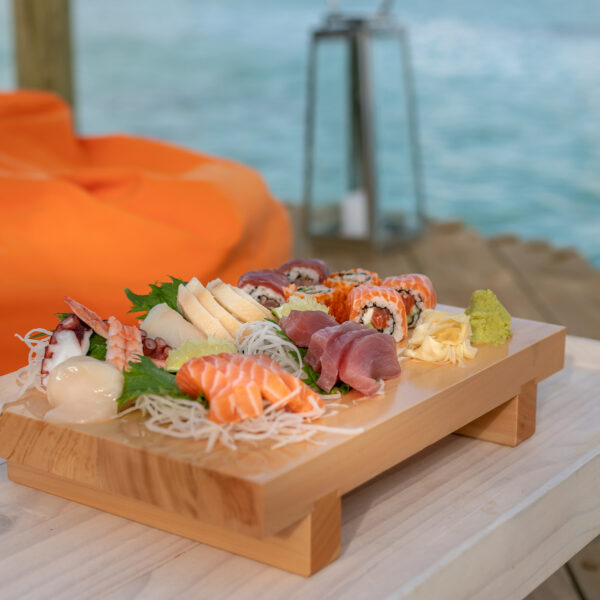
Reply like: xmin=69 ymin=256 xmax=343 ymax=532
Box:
xmin=382 ymin=274 xmax=437 ymax=328
xmin=278 ymin=258 xmax=330 ymax=286
xmin=237 ymin=269 xmax=289 ymax=309
xmin=348 ymin=285 xmax=408 ymax=342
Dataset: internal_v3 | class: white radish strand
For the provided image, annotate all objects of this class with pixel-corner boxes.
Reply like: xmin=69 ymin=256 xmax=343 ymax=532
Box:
xmin=1 ymin=328 xmax=52 ymax=414
xmin=128 ymin=393 xmax=363 ymax=451
xmin=236 ymin=320 xmax=303 ymax=377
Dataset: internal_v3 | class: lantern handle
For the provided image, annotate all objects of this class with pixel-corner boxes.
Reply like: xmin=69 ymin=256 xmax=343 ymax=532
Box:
xmin=377 ymin=0 xmax=395 ymax=16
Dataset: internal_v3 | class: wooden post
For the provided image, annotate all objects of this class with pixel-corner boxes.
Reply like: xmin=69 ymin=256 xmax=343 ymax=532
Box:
xmin=12 ymin=0 xmax=75 ymax=106
xmin=456 ymin=379 xmax=538 ymax=447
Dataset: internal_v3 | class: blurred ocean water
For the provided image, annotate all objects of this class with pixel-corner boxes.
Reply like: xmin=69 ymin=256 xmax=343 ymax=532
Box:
xmin=0 ymin=0 xmax=599 ymax=264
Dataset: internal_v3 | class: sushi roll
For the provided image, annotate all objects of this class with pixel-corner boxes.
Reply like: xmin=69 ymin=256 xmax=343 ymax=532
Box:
xmin=283 ymin=283 xmax=349 ymax=323
xmin=324 ymin=268 xmax=382 ymax=322
xmin=348 ymin=285 xmax=408 ymax=342
xmin=382 ymin=274 xmax=437 ymax=328
xmin=237 ymin=269 xmax=289 ymax=309
xmin=278 ymin=258 xmax=330 ymax=286
xmin=325 ymin=268 xmax=381 ymax=289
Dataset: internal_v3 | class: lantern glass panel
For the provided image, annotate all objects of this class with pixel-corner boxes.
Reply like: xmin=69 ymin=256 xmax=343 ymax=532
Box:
xmin=309 ymin=37 xmax=350 ymax=236
xmin=372 ymin=35 xmax=420 ymax=235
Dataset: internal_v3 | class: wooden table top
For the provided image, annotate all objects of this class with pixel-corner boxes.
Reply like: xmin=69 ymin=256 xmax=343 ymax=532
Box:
xmin=1 ymin=334 xmax=599 ymax=600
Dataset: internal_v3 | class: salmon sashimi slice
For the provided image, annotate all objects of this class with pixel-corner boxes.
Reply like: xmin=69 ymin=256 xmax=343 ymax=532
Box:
xmin=251 ymin=354 xmax=324 ymax=414
xmin=210 ymin=382 xmax=262 ymax=423
xmin=176 ymin=357 xmax=263 ymax=423
xmin=64 ymin=296 xmax=109 ymax=337
xmin=203 ymin=353 xmax=292 ymax=405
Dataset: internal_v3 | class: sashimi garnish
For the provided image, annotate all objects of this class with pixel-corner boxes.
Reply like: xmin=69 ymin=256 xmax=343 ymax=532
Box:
xmin=1 ymin=327 xmax=53 ymax=414
xmin=124 ymin=391 xmax=363 ymax=451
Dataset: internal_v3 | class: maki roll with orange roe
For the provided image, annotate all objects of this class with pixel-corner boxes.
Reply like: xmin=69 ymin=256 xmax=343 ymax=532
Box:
xmin=325 ymin=267 xmax=381 ymax=289
xmin=324 ymin=268 xmax=382 ymax=322
xmin=382 ymin=274 xmax=437 ymax=328
xmin=283 ymin=283 xmax=348 ymax=323
xmin=348 ymin=285 xmax=408 ymax=342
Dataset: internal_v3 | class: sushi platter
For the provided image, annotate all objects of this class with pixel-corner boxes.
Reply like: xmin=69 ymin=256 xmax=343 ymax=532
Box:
xmin=0 ymin=308 xmax=565 ymax=576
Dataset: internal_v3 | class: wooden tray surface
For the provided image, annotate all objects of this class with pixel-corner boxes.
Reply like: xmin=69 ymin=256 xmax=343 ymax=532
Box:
xmin=0 ymin=308 xmax=565 ymax=543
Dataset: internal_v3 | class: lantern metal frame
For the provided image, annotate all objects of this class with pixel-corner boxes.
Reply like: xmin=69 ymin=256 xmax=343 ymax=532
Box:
xmin=303 ymin=12 xmax=425 ymax=247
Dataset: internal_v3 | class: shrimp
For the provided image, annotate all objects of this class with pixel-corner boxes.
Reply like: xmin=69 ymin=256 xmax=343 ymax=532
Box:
xmin=124 ymin=324 xmax=143 ymax=365
xmin=64 ymin=297 xmax=109 ymax=337
xmin=105 ymin=317 xmax=127 ymax=371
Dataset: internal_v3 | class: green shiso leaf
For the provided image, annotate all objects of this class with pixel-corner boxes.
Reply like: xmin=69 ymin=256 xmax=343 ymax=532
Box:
xmin=116 ymin=356 xmax=196 ymax=408
xmin=87 ymin=333 xmax=107 ymax=360
xmin=54 ymin=312 xmax=72 ymax=321
xmin=125 ymin=276 xmax=188 ymax=319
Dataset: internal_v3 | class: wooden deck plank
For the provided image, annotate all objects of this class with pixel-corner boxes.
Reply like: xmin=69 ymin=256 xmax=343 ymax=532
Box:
xmin=568 ymin=536 xmax=600 ymax=600
xmin=525 ymin=566 xmax=582 ymax=600
xmin=490 ymin=237 xmax=600 ymax=339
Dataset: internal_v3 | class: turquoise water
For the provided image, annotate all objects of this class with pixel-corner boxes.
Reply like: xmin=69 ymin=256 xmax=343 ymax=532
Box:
xmin=1 ymin=1 xmax=599 ymax=264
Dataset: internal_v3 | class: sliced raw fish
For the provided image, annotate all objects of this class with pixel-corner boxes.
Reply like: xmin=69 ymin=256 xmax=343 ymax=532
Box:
xmin=305 ymin=321 xmax=363 ymax=372
xmin=317 ymin=327 xmax=377 ymax=392
xmin=338 ymin=333 xmax=401 ymax=395
xmin=279 ymin=309 xmax=337 ymax=348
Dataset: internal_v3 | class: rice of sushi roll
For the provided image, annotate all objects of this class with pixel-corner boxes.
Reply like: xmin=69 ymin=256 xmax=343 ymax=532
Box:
xmin=347 ymin=285 xmax=408 ymax=342
xmin=382 ymin=274 xmax=437 ymax=328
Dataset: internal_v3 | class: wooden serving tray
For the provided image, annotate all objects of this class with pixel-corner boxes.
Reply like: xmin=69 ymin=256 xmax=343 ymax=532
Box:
xmin=0 ymin=309 xmax=565 ymax=576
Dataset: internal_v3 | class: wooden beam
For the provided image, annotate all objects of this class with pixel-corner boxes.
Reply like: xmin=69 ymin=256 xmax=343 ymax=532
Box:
xmin=12 ymin=0 xmax=75 ymax=106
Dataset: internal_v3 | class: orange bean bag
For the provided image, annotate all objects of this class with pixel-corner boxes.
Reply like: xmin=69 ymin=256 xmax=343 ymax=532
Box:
xmin=0 ymin=91 xmax=292 ymax=374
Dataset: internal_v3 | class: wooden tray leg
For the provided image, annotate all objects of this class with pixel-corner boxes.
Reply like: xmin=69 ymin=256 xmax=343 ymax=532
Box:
xmin=7 ymin=463 xmax=341 ymax=576
xmin=455 ymin=379 xmax=537 ymax=447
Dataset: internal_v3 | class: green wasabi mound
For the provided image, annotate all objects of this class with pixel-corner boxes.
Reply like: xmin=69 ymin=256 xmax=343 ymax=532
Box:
xmin=465 ymin=289 xmax=512 ymax=345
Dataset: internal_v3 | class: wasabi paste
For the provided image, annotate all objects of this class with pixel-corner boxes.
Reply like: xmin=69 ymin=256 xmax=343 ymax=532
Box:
xmin=465 ymin=289 xmax=512 ymax=345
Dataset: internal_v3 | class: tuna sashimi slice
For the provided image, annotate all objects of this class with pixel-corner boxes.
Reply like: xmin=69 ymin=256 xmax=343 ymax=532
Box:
xmin=279 ymin=309 xmax=337 ymax=348
xmin=304 ymin=321 xmax=362 ymax=372
xmin=338 ymin=333 xmax=401 ymax=396
xmin=238 ymin=269 xmax=289 ymax=294
xmin=317 ymin=327 xmax=377 ymax=392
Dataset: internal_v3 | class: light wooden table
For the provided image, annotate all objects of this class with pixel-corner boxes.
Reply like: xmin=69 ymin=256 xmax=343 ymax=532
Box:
xmin=1 ymin=335 xmax=598 ymax=600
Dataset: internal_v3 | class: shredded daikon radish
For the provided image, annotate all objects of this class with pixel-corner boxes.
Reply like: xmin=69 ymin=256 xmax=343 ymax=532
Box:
xmin=127 ymin=392 xmax=363 ymax=451
xmin=236 ymin=320 xmax=303 ymax=377
xmin=1 ymin=328 xmax=52 ymax=414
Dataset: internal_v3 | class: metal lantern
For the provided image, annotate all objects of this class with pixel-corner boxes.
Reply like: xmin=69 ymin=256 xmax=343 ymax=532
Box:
xmin=303 ymin=6 xmax=425 ymax=247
